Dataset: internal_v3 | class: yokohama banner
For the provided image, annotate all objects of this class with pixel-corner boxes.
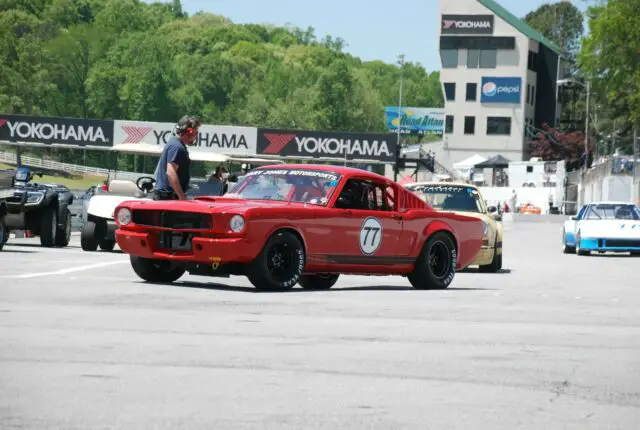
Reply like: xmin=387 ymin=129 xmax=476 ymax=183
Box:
xmin=0 ymin=114 xmax=114 ymax=148
xmin=257 ymin=128 xmax=397 ymax=163
xmin=113 ymin=120 xmax=257 ymax=156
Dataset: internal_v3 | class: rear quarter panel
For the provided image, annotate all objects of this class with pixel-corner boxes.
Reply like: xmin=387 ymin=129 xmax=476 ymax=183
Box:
xmin=401 ymin=209 xmax=484 ymax=269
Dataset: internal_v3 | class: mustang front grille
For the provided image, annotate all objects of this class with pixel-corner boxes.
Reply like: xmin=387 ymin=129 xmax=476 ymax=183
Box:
xmin=132 ymin=210 xmax=211 ymax=230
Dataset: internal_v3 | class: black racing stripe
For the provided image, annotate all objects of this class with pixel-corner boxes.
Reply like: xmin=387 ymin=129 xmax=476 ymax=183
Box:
xmin=316 ymin=255 xmax=416 ymax=265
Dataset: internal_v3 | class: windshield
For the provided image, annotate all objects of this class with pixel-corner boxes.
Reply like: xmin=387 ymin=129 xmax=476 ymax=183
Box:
xmin=227 ymin=168 xmax=341 ymax=206
xmin=583 ymin=204 xmax=640 ymax=220
xmin=406 ymin=184 xmax=484 ymax=213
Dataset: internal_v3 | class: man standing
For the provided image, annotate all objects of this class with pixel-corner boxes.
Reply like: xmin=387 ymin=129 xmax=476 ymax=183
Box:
xmin=154 ymin=115 xmax=201 ymax=200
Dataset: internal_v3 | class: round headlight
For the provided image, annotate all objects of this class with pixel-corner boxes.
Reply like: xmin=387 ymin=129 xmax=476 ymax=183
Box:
xmin=229 ymin=215 xmax=245 ymax=233
xmin=116 ymin=208 xmax=131 ymax=225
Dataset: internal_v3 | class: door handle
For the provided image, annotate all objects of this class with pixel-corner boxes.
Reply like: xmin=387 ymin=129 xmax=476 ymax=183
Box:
xmin=391 ymin=214 xmax=403 ymax=220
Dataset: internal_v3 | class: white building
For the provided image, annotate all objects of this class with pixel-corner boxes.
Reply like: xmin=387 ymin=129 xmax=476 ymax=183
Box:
xmin=434 ymin=0 xmax=567 ymax=171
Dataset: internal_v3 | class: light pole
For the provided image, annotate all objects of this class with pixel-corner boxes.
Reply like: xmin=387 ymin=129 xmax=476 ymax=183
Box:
xmin=395 ymin=53 xmax=405 ymax=181
xmin=557 ymin=78 xmax=590 ymax=171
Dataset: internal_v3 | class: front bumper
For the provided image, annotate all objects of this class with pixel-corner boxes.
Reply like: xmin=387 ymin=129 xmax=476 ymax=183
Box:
xmin=579 ymin=237 xmax=640 ymax=252
xmin=115 ymin=230 xmax=255 ymax=264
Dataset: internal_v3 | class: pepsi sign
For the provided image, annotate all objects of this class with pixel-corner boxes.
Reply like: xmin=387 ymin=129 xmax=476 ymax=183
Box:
xmin=480 ymin=77 xmax=522 ymax=104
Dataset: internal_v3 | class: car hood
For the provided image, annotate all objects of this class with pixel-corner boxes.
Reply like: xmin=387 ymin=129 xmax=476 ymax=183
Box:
xmin=121 ymin=197 xmax=304 ymax=214
xmin=579 ymin=219 xmax=640 ymax=238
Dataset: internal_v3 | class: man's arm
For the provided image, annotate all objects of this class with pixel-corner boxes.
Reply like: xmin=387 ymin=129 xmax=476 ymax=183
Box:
xmin=167 ymin=162 xmax=186 ymax=200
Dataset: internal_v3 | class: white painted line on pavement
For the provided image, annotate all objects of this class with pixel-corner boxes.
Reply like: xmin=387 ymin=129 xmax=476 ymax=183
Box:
xmin=5 ymin=260 xmax=129 ymax=279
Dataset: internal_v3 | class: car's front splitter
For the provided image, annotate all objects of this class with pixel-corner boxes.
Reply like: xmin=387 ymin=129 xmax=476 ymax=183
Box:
xmin=578 ymin=237 xmax=640 ymax=252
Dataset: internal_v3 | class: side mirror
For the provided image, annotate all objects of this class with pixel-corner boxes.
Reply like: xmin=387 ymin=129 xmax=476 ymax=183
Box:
xmin=487 ymin=205 xmax=497 ymax=213
xmin=491 ymin=212 xmax=502 ymax=221
xmin=571 ymin=216 xmax=578 ymax=220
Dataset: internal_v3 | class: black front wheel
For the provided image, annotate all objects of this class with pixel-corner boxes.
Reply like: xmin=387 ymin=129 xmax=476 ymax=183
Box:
xmin=408 ymin=231 xmax=457 ymax=290
xmin=298 ymin=274 xmax=339 ymax=290
xmin=247 ymin=230 xmax=305 ymax=291
xmin=130 ymin=256 xmax=185 ymax=283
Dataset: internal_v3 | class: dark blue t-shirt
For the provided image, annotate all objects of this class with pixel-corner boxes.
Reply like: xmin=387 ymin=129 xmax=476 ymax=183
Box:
xmin=154 ymin=137 xmax=191 ymax=193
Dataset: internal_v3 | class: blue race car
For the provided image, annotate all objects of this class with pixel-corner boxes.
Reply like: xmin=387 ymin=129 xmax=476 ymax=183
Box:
xmin=563 ymin=201 xmax=640 ymax=256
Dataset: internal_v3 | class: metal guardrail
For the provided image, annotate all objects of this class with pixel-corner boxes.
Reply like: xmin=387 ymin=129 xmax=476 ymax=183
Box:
xmin=0 ymin=151 xmax=143 ymax=181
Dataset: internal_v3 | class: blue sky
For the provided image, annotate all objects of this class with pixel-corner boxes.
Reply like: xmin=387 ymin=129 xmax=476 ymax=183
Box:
xmin=178 ymin=0 xmax=588 ymax=71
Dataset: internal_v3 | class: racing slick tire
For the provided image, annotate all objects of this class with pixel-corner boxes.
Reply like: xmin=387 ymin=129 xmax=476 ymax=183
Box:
xmin=55 ymin=209 xmax=72 ymax=247
xmin=99 ymin=239 xmax=116 ymax=251
xmin=298 ymin=274 xmax=339 ymax=290
xmin=575 ymin=231 xmax=589 ymax=256
xmin=81 ymin=219 xmax=101 ymax=251
xmin=130 ymin=256 xmax=185 ymax=283
xmin=408 ymin=231 xmax=457 ymax=290
xmin=247 ymin=230 xmax=305 ymax=292
xmin=39 ymin=207 xmax=57 ymax=247
xmin=562 ymin=228 xmax=575 ymax=254
xmin=478 ymin=240 xmax=502 ymax=273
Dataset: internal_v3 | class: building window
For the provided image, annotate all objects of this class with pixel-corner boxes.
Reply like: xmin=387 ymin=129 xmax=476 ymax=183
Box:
xmin=526 ymin=85 xmax=531 ymax=104
xmin=466 ymin=83 xmax=477 ymax=101
xmin=466 ymin=50 xmax=480 ymax=68
xmin=464 ymin=116 xmax=475 ymax=135
xmin=527 ymin=51 xmax=538 ymax=72
xmin=444 ymin=83 xmax=456 ymax=101
xmin=531 ymin=85 xmax=536 ymax=105
xmin=445 ymin=115 xmax=454 ymax=134
xmin=467 ymin=49 xmax=497 ymax=68
xmin=479 ymin=49 xmax=497 ymax=68
xmin=526 ymin=165 xmax=534 ymax=173
xmin=440 ymin=49 xmax=458 ymax=68
xmin=486 ymin=116 xmax=511 ymax=135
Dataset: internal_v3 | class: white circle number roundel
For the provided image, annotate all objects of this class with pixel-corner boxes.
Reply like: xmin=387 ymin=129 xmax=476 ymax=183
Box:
xmin=359 ymin=217 xmax=383 ymax=255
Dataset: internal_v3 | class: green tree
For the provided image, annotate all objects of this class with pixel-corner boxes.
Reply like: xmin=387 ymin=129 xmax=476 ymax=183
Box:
xmin=578 ymin=0 xmax=640 ymax=136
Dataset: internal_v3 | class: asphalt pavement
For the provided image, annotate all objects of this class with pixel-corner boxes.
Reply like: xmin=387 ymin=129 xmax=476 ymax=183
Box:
xmin=0 ymin=221 xmax=639 ymax=429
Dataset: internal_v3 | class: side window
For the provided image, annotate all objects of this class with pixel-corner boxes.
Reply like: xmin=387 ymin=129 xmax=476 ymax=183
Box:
xmin=335 ymin=179 xmax=394 ymax=211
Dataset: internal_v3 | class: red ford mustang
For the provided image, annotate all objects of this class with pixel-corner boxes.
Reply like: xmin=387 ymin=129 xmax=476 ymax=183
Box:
xmin=114 ymin=165 xmax=484 ymax=291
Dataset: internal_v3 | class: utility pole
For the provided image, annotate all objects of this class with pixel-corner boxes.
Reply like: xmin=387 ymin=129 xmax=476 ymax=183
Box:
xmin=584 ymin=80 xmax=590 ymax=172
xmin=394 ymin=53 xmax=405 ymax=182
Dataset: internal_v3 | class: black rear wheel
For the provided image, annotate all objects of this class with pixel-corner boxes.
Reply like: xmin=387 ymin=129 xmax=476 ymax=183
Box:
xmin=99 ymin=239 xmax=116 ymax=251
xmin=247 ymin=230 xmax=305 ymax=291
xmin=408 ymin=231 xmax=457 ymax=290
xmin=130 ymin=256 xmax=185 ymax=283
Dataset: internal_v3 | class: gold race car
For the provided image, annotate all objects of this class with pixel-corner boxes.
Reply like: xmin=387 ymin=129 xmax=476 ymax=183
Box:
xmin=404 ymin=182 xmax=503 ymax=272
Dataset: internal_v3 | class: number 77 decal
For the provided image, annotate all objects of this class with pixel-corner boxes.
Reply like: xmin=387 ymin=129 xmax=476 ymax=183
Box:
xmin=359 ymin=217 xmax=383 ymax=255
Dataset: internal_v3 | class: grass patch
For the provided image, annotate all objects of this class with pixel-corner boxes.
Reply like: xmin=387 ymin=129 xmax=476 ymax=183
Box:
xmin=0 ymin=163 xmax=107 ymax=191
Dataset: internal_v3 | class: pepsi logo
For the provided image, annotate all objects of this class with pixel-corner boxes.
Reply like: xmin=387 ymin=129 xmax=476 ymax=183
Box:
xmin=482 ymin=82 xmax=497 ymax=97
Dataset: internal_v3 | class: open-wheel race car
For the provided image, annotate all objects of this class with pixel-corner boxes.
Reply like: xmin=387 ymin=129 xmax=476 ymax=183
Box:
xmin=113 ymin=165 xmax=485 ymax=291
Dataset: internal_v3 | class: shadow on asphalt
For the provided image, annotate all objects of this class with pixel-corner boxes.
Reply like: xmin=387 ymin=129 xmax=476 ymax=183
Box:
xmin=0 ymin=248 xmax=37 ymax=253
xmin=460 ymin=268 xmax=512 ymax=274
xmin=139 ymin=281 xmax=496 ymax=294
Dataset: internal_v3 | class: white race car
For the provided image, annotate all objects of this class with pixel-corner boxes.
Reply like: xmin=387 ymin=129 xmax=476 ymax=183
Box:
xmin=562 ymin=201 xmax=640 ymax=256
